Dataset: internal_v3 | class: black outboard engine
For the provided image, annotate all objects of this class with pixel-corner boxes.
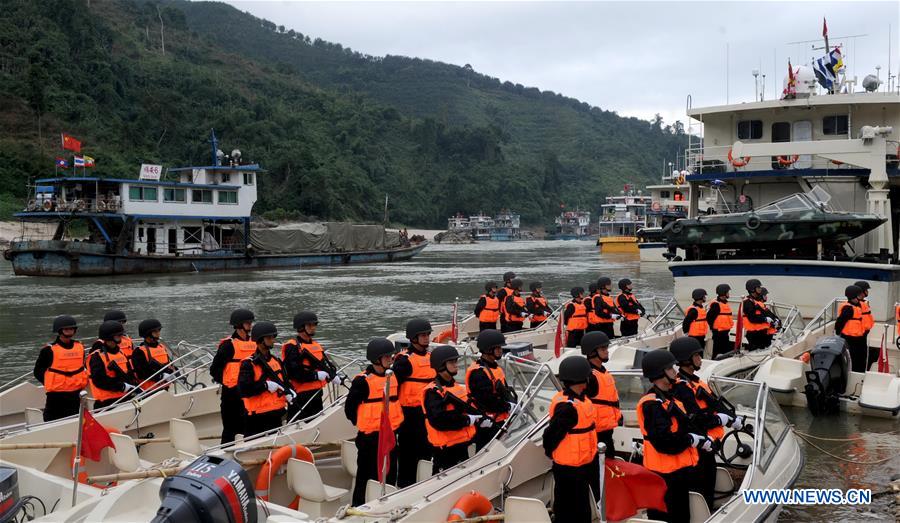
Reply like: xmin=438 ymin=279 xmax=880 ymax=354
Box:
xmin=804 ymin=336 xmax=851 ymax=415
xmin=151 ymin=455 xmax=257 ymax=523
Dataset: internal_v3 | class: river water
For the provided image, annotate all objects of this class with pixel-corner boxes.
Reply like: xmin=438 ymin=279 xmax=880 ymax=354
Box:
xmin=0 ymin=240 xmax=896 ymax=519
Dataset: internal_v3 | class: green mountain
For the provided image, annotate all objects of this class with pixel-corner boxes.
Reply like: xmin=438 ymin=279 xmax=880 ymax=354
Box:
xmin=0 ymin=0 xmax=688 ymax=227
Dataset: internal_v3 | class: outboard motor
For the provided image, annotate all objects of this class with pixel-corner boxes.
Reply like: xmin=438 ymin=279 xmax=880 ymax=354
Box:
xmin=151 ymin=455 xmax=257 ymax=523
xmin=804 ymin=336 xmax=851 ymax=415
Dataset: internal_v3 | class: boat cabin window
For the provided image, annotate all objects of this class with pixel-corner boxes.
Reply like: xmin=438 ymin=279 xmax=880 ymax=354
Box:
xmin=191 ymin=189 xmax=213 ymax=204
xmin=218 ymin=190 xmax=238 ymax=204
xmin=771 ymin=122 xmax=791 ymax=142
xmin=822 ymin=115 xmax=848 ymax=135
xmin=221 ymin=173 xmax=231 ymax=184
xmin=129 ymin=185 xmax=158 ymax=202
xmin=183 ymin=227 xmax=202 ymax=244
xmin=243 ymin=173 xmax=254 ymax=185
xmin=736 ymin=120 xmax=763 ymax=140
xmin=164 ymin=188 xmax=186 ymax=203
xmin=660 ymin=190 xmax=671 ymax=198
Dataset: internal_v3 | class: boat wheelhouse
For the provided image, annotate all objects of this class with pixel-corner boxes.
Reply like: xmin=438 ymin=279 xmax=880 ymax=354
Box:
xmin=551 ymin=210 xmax=591 ymax=240
xmin=597 ymin=185 xmax=650 ymax=253
xmin=468 ymin=213 xmax=494 ymax=241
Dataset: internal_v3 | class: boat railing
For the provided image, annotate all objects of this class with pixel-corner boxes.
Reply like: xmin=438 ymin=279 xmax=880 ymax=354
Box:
xmin=800 ymin=297 xmax=844 ymax=338
xmin=0 ymin=370 xmax=34 ymax=394
xmin=641 ymin=296 xmax=685 ymax=333
xmin=684 ymin=143 xmax=880 ymax=174
xmin=23 ymin=196 xmax=122 ymax=214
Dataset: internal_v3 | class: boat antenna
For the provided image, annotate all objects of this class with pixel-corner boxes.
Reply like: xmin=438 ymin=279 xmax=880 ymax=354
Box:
xmin=209 ymin=129 xmax=219 ymax=167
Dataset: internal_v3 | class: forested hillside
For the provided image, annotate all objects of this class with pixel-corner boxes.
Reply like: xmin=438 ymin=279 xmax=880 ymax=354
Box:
xmin=0 ymin=0 xmax=689 ymax=227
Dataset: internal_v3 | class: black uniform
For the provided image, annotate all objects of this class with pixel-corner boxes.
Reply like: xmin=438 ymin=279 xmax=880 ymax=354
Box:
xmin=392 ymin=348 xmax=434 ymax=487
xmin=496 ymin=285 xmax=513 ymax=332
xmin=564 ymin=301 xmax=586 ymax=348
xmin=87 ymin=347 xmax=134 ymax=409
xmin=467 ymin=357 xmax=513 ymax=450
xmin=423 ymin=375 xmax=476 ymax=473
xmin=526 ymin=295 xmax=553 ymax=329
xmin=705 ymin=300 xmax=731 ymax=358
xmin=33 ymin=337 xmax=83 ymax=421
xmin=131 ymin=341 xmax=175 ymax=390
xmin=209 ymin=333 xmax=251 ymax=444
xmin=616 ymin=292 xmax=645 ymax=337
xmin=835 ymin=303 xmax=875 ymax=373
xmin=741 ymin=298 xmax=771 ymax=351
xmin=237 ymin=352 xmax=289 ymax=437
xmin=592 ymin=293 xmax=617 ymax=339
xmin=681 ymin=304 xmax=707 ymax=348
xmin=282 ymin=337 xmax=327 ymax=421
xmin=503 ymin=294 xmax=528 ymax=333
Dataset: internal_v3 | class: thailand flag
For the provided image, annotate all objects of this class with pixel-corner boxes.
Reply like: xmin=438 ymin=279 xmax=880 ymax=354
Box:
xmin=73 ymin=156 xmax=85 ymax=168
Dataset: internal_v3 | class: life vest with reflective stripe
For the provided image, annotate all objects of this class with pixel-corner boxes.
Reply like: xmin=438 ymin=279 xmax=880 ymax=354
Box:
xmin=221 ymin=336 xmax=257 ymax=388
xmin=712 ymin=301 xmax=734 ymax=331
xmin=478 ymin=295 xmax=500 ymax=323
xmin=742 ymin=299 xmax=769 ymax=332
xmin=423 ymin=382 xmax=477 ymax=448
xmin=589 ymin=368 xmax=621 ymax=432
xmin=241 ymin=355 xmax=288 ymax=415
xmin=636 ymin=392 xmax=699 ymax=474
xmin=136 ymin=342 xmax=171 ymax=391
xmin=90 ymin=350 xmax=129 ymax=402
xmin=549 ymin=391 xmax=597 ymax=467
xmin=281 ymin=339 xmax=327 ymax=393
xmin=504 ymin=295 xmax=527 ymax=324
xmin=44 ymin=341 xmax=87 ymax=393
xmin=839 ymin=302 xmax=865 ymax=337
xmin=679 ymin=376 xmax=725 ymax=440
xmin=616 ymin=293 xmax=641 ymax=321
xmin=687 ymin=305 xmax=708 ymax=337
xmin=566 ymin=301 xmax=588 ymax=331
xmin=398 ymin=351 xmax=435 ymax=407
xmin=860 ymin=300 xmax=874 ymax=331
xmin=527 ymin=295 xmax=549 ymax=322
xmin=465 ymin=361 xmax=510 ymax=422
xmin=356 ymin=371 xmax=404 ymax=434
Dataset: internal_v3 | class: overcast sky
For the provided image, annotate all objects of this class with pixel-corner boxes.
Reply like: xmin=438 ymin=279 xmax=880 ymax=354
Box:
xmin=225 ymin=1 xmax=899 ymax=126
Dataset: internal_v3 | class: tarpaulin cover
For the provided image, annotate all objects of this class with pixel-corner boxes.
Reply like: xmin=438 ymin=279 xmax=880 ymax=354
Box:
xmin=243 ymin=223 xmax=401 ymax=254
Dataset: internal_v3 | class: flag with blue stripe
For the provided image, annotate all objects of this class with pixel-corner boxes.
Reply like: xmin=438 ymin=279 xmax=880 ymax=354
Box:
xmin=813 ymin=48 xmax=844 ymax=90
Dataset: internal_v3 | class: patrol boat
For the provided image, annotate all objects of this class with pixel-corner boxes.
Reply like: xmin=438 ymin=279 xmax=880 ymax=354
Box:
xmin=3 ymin=132 xmax=427 ymax=277
xmin=597 ymin=185 xmax=651 ymax=254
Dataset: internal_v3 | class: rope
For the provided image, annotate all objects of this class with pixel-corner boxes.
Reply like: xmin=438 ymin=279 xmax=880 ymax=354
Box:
xmin=792 ymin=429 xmax=897 ymax=465
xmin=792 ymin=426 xmax=900 ymax=441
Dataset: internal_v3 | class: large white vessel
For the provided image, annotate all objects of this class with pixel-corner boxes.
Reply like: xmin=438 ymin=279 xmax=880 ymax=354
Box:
xmin=597 ymin=184 xmax=651 ymax=254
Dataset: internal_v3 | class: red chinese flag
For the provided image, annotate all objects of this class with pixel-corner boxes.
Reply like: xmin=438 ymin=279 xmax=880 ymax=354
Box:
xmin=554 ymin=305 xmax=566 ymax=358
xmin=733 ymin=302 xmax=744 ymax=351
xmin=80 ymin=410 xmax=114 ymax=462
xmin=376 ymin=408 xmax=395 ymax=482
xmin=61 ymin=133 xmax=82 ymax=153
xmin=878 ymin=329 xmax=891 ymax=373
xmin=604 ymin=458 xmax=668 ymax=521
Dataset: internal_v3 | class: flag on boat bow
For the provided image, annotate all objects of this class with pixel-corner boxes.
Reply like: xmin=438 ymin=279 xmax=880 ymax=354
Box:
xmin=604 ymin=458 xmax=667 ymax=521
xmin=80 ymin=410 xmax=114 ymax=462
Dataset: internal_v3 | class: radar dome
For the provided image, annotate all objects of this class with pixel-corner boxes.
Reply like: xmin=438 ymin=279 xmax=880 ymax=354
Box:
xmin=862 ymin=74 xmax=882 ymax=92
xmin=231 ymin=149 xmax=242 ymax=160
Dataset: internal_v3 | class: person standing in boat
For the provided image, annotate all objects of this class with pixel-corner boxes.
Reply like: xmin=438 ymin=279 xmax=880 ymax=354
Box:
xmin=282 ymin=311 xmax=340 ymax=421
xmin=33 ymin=315 xmax=88 ymax=421
xmin=580 ymin=331 xmax=621 ymax=459
xmin=543 ymin=356 xmax=599 ymax=523
xmin=759 ymin=288 xmax=780 ymax=346
xmin=585 ymin=282 xmax=599 ymax=332
xmin=238 ymin=321 xmax=293 ymax=438
xmin=670 ymin=337 xmax=745 ymax=511
xmin=344 ymin=338 xmax=403 ymax=506
xmin=473 ymin=281 xmax=501 ymax=331
xmin=466 ymin=329 xmax=515 ymax=450
xmin=96 ymin=310 xmax=134 ymax=359
xmin=88 ymin=320 xmax=139 ymax=409
xmin=637 ymin=349 xmax=707 ymax=523
xmin=705 ymin=284 xmax=734 ymax=358
xmin=131 ymin=319 xmax=175 ymax=392
xmin=837 ymin=285 xmax=872 ymax=372
xmin=741 ymin=279 xmax=771 ymax=351
xmin=496 ymin=271 xmax=516 ymax=333
xmin=592 ymin=277 xmax=619 ymax=339
xmin=564 ymin=287 xmax=588 ymax=348
xmin=393 ymin=318 xmax=435 ymax=487
xmin=209 ymin=308 xmax=256 ymax=444
xmin=423 ymin=346 xmax=482 ymax=473
xmin=501 ymin=278 xmax=528 ymax=333
xmin=854 ymin=281 xmax=875 ymax=340
xmin=682 ymin=288 xmax=709 ymax=350
xmin=526 ymin=281 xmax=552 ymax=329
xmin=615 ymin=278 xmax=645 ymax=337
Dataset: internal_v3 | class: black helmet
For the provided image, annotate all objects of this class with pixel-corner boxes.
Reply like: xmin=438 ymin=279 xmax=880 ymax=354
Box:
xmin=98 ymin=320 xmax=125 ymax=341
xmin=103 ymin=310 xmax=127 ymax=323
xmin=230 ymin=308 xmax=255 ymax=327
xmin=502 ymin=271 xmax=516 ymax=283
xmin=138 ymin=319 xmax=162 ymax=338
xmin=510 ymin=278 xmax=523 ymax=290
xmin=670 ymin=337 xmax=704 ymax=363
xmin=618 ymin=278 xmax=632 ymax=291
xmin=642 ymin=349 xmax=677 ymax=380
xmin=844 ymin=285 xmax=862 ymax=300
xmin=366 ymin=338 xmax=395 ymax=363
xmin=405 ymin=318 xmax=432 ymax=340
xmin=293 ymin=311 xmax=319 ymax=330
xmin=484 ymin=281 xmax=498 ymax=293
xmin=588 ymin=283 xmax=598 ymax=294
xmin=745 ymin=279 xmax=762 ymax=293
xmin=558 ymin=356 xmax=592 ymax=384
xmin=571 ymin=286 xmax=585 ymax=298
xmin=53 ymin=315 xmax=78 ymax=333
xmin=760 ymin=287 xmax=769 ymax=296
xmin=715 ymin=283 xmax=731 ymax=296
xmin=691 ymin=288 xmax=707 ymax=301
xmin=250 ymin=321 xmax=278 ymax=341
xmin=597 ymin=277 xmax=612 ymax=289
xmin=580 ymin=331 xmax=610 ymax=356
xmin=430 ymin=345 xmax=459 ymax=371
xmin=477 ymin=329 xmax=506 ymax=352
xmin=529 ymin=281 xmax=542 ymax=292
xmin=854 ymin=281 xmax=870 ymax=291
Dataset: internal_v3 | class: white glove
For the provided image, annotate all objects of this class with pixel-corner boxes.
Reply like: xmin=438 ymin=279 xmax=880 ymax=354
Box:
xmin=731 ymin=415 xmax=745 ymax=431
xmin=331 ymin=374 xmax=344 ymax=384
xmin=520 ymin=312 xmax=528 ymax=317
xmin=122 ymin=382 xmax=138 ymax=392
xmin=507 ymin=402 xmax=517 ymax=412
xmin=467 ymin=414 xmax=482 ymax=426
xmin=612 ymin=314 xmax=622 ymax=320
xmin=286 ymin=390 xmax=297 ymax=403
xmin=689 ymin=433 xmax=713 ymax=452
xmin=265 ymin=380 xmax=283 ymax=393
xmin=765 ymin=317 xmax=774 ymax=324
xmin=316 ymin=371 xmax=329 ymax=381
xmin=479 ymin=418 xmax=493 ymax=428
xmin=716 ymin=413 xmax=733 ymax=427
xmin=161 ymin=373 xmax=174 ymax=382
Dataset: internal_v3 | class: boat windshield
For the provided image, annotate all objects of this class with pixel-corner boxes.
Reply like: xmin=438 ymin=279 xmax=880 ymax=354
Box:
xmin=482 ymin=355 xmax=560 ymax=448
xmin=755 ymin=186 xmax=833 ymax=216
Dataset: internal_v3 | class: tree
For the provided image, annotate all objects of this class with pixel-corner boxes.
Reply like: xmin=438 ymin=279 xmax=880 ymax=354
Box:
xmin=651 ymin=113 xmax=663 ymax=131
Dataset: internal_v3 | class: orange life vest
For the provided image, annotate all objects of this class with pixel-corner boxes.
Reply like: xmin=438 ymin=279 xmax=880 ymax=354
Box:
xmin=398 ymin=350 xmax=435 ymax=407
xmin=478 ymin=295 xmax=500 ymax=323
xmin=616 ymin=293 xmax=641 ymax=321
xmin=549 ymin=391 xmax=597 ymax=467
xmin=687 ymin=304 xmax=708 ymax=337
xmin=679 ymin=376 xmax=725 ymax=440
xmin=356 ymin=371 xmax=404 ymax=434
xmin=90 ymin=350 xmax=130 ymax=402
xmin=711 ymin=301 xmax=734 ymax=331
xmin=860 ymin=300 xmax=874 ymax=331
xmin=589 ymin=368 xmax=621 ymax=432
xmin=527 ymin=295 xmax=549 ymax=323
xmin=742 ymin=299 xmax=769 ymax=332
xmin=498 ymin=286 xmax=513 ymax=319
xmin=281 ymin=339 xmax=328 ymax=393
xmin=839 ymin=302 xmax=865 ymax=337
xmin=566 ymin=301 xmax=588 ymax=331
xmin=241 ymin=355 xmax=288 ymax=416
xmin=44 ymin=341 xmax=88 ymax=393
xmin=423 ymin=382 xmax=477 ymax=448
xmin=136 ymin=342 xmax=171 ymax=391
xmin=636 ymin=392 xmax=699 ymax=474
xmin=221 ymin=336 xmax=257 ymax=388
xmin=465 ymin=362 xmax=510 ymax=422
xmin=504 ymin=295 xmax=527 ymax=324
xmin=119 ymin=336 xmax=134 ymax=359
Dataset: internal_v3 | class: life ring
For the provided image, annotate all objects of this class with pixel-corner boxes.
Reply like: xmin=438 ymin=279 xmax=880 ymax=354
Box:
xmin=433 ymin=328 xmax=454 ymax=343
xmin=255 ymin=444 xmax=313 ymax=510
xmin=42 ymin=200 xmax=53 ymax=211
xmin=745 ymin=214 xmax=761 ymax=230
xmin=831 ymin=159 xmax=844 ymax=166
xmin=777 ymin=155 xmax=799 ymax=166
xmin=26 ymin=200 xmax=37 ymax=211
xmin=670 ymin=221 xmax=684 ymax=234
xmin=727 ymin=148 xmax=751 ymax=168
xmin=651 ymin=201 xmax=661 ymax=211
xmin=71 ymin=424 xmax=120 ymax=488
xmin=447 ymin=490 xmax=493 ymax=521
xmin=96 ymin=200 xmax=107 ymax=212
xmin=676 ymin=174 xmax=686 ymax=185
xmin=75 ymin=199 xmax=86 ymax=211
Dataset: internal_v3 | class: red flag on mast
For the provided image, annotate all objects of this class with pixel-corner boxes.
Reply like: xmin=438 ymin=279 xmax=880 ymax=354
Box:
xmin=877 ymin=328 xmax=891 ymax=373
xmin=61 ymin=133 xmax=82 ymax=153
xmin=554 ymin=304 xmax=567 ymax=357
xmin=80 ymin=410 xmax=114 ymax=461
xmin=451 ymin=301 xmax=459 ymax=344
xmin=822 ymin=17 xmax=828 ymax=37
xmin=733 ymin=302 xmax=744 ymax=351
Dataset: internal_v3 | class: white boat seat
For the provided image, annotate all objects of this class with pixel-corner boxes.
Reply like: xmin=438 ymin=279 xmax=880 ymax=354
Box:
xmin=416 ymin=459 xmax=432 ymax=482
xmin=365 ymin=479 xmax=398 ymax=502
xmin=287 ymin=458 xmax=349 ymax=517
xmin=109 ymin=433 xmax=141 ymax=473
xmin=24 ymin=408 xmax=43 ymax=426
xmin=170 ymin=418 xmax=206 ymax=457
xmin=341 ymin=440 xmax=357 ymax=477
xmin=688 ymin=491 xmax=710 ymax=523
xmin=714 ymin=467 xmax=735 ymax=495
xmin=762 ymin=357 xmax=806 ymax=392
xmin=858 ymin=371 xmax=900 ymax=414
xmin=504 ymin=496 xmax=551 ymax=523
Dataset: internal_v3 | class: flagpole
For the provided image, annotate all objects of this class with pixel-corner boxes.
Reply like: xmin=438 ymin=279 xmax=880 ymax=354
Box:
xmin=71 ymin=390 xmax=88 ymax=507
xmin=380 ymin=369 xmax=393 ymax=496
xmin=596 ymin=442 xmax=607 ymax=523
